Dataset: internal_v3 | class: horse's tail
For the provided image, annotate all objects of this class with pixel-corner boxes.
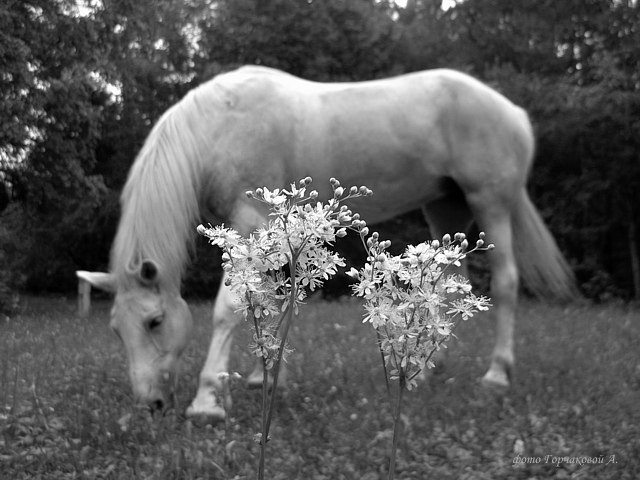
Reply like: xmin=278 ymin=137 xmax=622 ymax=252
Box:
xmin=512 ymin=190 xmax=580 ymax=301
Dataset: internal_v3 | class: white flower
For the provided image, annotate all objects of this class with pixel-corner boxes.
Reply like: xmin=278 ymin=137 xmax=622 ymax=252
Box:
xmin=345 ymin=267 xmax=360 ymax=279
xmin=262 ymin=187 xmax=287 ymax=205
xmin=199 ymin=224 xmax=242 ymax=248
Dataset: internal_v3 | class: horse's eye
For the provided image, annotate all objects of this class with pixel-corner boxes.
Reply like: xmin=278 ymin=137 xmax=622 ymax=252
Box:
xmin=147 ymin=316 xmax=163 ymax=331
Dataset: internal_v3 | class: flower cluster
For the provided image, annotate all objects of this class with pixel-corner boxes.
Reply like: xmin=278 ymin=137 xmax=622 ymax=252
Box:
xmin=347 ymin=231 xmax=493 ymax=390
xmin=197 ymin=177 xmax=372 ymax=368
xmin=198 ymin=177 xmax=495 ymax=480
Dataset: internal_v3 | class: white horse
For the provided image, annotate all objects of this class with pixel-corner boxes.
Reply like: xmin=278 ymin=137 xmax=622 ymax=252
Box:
xmin=78 ymin=66 xmax=577 ymax=422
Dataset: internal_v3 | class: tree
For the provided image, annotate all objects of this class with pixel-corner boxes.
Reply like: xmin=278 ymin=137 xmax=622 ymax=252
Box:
xmin=0 ymin=0 xmax=197 ymax=291
xmin=2 ymin=0 xmax=638 ymax=299
xmin=0 ymin=1 xmax=110 ymax=290
xmin=394 ymin=0 xmax=640 ymax=298
xmin=193 ymin=0 xmax=400 ymax=81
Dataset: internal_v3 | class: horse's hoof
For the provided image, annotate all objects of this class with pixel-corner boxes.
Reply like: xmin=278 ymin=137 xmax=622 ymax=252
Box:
xmin=185 ymin=404 xmax=227 ymax=426
xmin=480 ymin=369 xmax=510 ymax=390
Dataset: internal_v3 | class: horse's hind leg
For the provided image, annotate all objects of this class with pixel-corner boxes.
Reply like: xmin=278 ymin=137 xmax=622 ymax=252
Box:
xmin=186 ymin=274 xmax=240 ymax=423
xmin=466 ymin=189 xmax=519 ymax=389
xmin=422 ymin=194 xmax=474 ymax=251
xmin=422 ymin=195 xmax=474 ymax=373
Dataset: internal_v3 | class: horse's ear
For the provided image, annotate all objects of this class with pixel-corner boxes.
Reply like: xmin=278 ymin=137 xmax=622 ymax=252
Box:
xmin=139 ymin=260 xmax=159 ymax=286
xmin=76 ymin=271 xmax=116 ymax=293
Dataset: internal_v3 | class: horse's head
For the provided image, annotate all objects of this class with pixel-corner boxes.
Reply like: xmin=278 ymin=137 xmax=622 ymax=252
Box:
xmin=76 ymin=261 xmax=193 ymax=413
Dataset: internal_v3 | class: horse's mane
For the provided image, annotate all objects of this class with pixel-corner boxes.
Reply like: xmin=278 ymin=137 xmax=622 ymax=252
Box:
xmin=110 ymin=82 xmax=224 ymax=293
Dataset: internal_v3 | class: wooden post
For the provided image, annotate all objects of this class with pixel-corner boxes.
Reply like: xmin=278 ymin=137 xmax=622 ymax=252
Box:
xmin=78 ymin=278 xmax=91 ymax=317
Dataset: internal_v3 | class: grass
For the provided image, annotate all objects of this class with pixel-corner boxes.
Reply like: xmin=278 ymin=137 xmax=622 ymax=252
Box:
xmin=1 ymin=294 xmax=639 ymax=479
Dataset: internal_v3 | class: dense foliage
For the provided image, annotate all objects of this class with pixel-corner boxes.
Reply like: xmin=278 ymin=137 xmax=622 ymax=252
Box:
xmin=1 ymin=0 xmax=639 ymax=304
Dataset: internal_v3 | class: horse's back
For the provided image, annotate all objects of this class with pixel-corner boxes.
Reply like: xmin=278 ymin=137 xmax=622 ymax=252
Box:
xmin=190 ymin=66 xmax=534 ymax=220
xmin=204 ymin=66 xmax=532 ymax=169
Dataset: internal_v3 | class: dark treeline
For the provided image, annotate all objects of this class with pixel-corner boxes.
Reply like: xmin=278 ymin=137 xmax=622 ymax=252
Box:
xmin=1 ymin=0 xmax=639 ymax=310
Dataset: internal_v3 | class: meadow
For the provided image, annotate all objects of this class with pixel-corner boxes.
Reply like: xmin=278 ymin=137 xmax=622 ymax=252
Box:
xmin=1 ymin=295 xmax=639 ymax=479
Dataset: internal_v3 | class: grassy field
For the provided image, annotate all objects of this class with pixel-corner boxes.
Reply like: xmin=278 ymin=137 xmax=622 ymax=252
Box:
xmin=1 ymin=295 xmax=639 ymax=479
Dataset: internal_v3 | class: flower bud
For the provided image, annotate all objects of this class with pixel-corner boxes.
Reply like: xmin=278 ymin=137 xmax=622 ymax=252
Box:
xmin=196 ymin=224 xmax=207 ymax=235
xmin=310 ymin=190 xmax=318 ymax=199
xmin=361 ymin=227 xmax=369 ymax=236
xmin=442 ymin=233 xmax=451 ymax=245
xmin=350 ymin=186 xmax=358 ymax=195
xmin=461 ymin=239 xmax=469 ymax=250
xmin=479 ymin=231 xmax=486 ymax=240
xmin=476 ymin=239 xmax=484 ymax=247
xmin=334 ymin=186 xmax=344 ymax=198
xmin=330 ymin=177 xmax=337 ymax=185
xmin=245 ymin=190 xmax=254 ymax=198
xmin=352 ymin=213 xmax=360 ymax=221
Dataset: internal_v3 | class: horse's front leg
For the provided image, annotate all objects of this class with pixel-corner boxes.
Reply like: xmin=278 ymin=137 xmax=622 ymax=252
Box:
xmin=186 ymin=275 xmax=240 ymax=423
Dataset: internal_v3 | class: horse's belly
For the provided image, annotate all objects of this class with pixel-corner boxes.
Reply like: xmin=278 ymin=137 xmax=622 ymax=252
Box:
xmin=293 ymin=151 xmax=449 ymax=223
xmin=349 ymin=174 xmax=448 ymax=223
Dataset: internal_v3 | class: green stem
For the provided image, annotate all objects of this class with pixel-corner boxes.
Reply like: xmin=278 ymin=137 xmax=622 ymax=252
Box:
xmin=264 ymin=302 xmax=293 ymax=439
xmin=257 ymin=355 xmax=269 ymax=480
xmin=249 ymin=298 xmax=268 ymax=480
xmin=257 ymin=257 xmax=298 ymax=479
xmin=376 ymin=330 xmax=391 ymax=398
xmin=388 ymin=374 xmax=406 ymax=480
